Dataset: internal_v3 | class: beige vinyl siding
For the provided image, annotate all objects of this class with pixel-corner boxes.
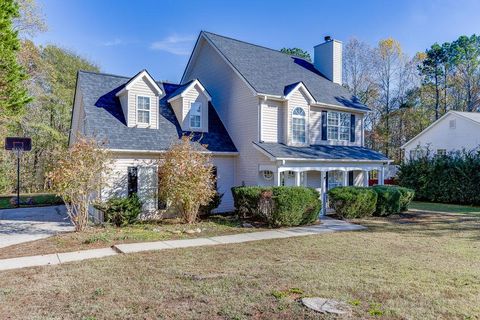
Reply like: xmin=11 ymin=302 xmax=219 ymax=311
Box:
xmin=127 ymin=77 xmax=159 ymax=128
xmin=103 ymin=152 xmax=236 ymax=215
xmin=170 ymin=99 xmax=182 ymax=126
xmin=118 ymin=93 xmax=128 ymax=123
xmin=287 ymin=89 xmax=310 ymax=146
xmin=103 ymin=153 xmax=158 ymax=213
xmin=182 ymin=84 xmax=209 ymax=132
xmin=309 ymin=106 xmax=364 ymax=146
xmin=260 ymin=102 xmax=282 ymax=143
xmin=183 ymin=39 xmax=270 ymax=186
xmin=309 ymin=106 xmax=322 ymax=144
xmin=212 ymin=155 xmax=235 ymax=212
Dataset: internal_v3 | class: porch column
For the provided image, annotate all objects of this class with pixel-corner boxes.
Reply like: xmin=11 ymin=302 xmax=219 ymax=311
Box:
xmin=343 ymin=170 xmax=349 ymax=186
xmin=363 ymin=170 xmax=369 ymax=187
xmin=320 ymin=171 xmax=327 ymax=216
xmin=378 ymin=166 xmax=385 ymax=185
xmin=273 ymin=169 xmax=281 ymax=186
xmin=294 ymin=171 xmax=301 ymax=186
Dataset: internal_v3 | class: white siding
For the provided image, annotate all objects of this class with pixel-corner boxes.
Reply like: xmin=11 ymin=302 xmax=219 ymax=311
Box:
xmin=126 ymin=76 xmax=159 ymax=128
xmin=309 ymin=106 xmax=322 ymax=145
xmin=287 ymin=89 xmax=310 ymax=146
xmin=181 ymin=83 xmax=209 ymax=132
xmin=309 ymin=106 xmax=363 ymax=146
xmin=183 ymin=39 xmax=271 ymax=186
xmin=212 ymin=155 xmax=235 ymax=212
xmin=103 ymin=153 xmax=236 ymax=216
xmin=404 ymin=113 xmax=480 ymax=159
xmin=103 ymin=154 xmax=158 ymax=213
xmin=260 ymin=102 xmax=281 ymax=143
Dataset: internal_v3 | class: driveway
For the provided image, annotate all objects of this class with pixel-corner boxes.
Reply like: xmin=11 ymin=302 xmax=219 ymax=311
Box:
xmin=0 ymin=205 xmax=73 ymax=249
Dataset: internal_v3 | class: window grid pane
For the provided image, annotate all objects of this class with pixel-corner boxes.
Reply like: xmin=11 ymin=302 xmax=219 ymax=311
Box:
xmin=138 ymin=110 xmax=149 ymax=123
xmin=292 ymin=116 xmax=306 ymax=143
xmin=327 ymin=111 xmax=350 ymax=141
xmin=190 ymin=115 xmax=201 ymax=128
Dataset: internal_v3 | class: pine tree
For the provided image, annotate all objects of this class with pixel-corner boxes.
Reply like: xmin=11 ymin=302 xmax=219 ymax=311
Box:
xmin=0 ymin=0 xmax=31 ymax=122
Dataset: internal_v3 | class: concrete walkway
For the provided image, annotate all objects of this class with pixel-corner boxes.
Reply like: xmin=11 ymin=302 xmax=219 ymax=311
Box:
xmin=0 ymin=205 xmax=73 ymax=249
xmin=0 ymin=217 xmax=365 ymax=272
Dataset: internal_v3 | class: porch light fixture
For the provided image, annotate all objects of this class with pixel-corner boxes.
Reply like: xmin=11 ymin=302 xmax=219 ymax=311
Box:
xmin=263 ymin=170 xmax=273 ymax=181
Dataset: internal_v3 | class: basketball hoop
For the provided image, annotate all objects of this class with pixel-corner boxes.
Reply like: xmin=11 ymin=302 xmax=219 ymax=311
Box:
xmin=5 ymin=137 xmax=32 ymax=208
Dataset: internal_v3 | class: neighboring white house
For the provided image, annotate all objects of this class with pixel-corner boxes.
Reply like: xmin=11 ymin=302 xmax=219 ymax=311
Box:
xmin=69 ymin=31 xmax=391 ymax=216
xmin=402 ymin=111 xmax=480 ymax=160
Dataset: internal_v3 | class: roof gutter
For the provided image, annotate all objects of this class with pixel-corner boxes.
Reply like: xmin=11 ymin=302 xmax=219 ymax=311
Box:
xmin=107 ymin=148 xmax=238 ymax=156
xmin=256 ymin=93 xmax=370 ymax=113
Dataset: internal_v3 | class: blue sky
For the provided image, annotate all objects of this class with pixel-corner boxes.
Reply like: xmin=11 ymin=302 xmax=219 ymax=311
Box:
xmin=35 ymin=0 xmax=480 ymax=83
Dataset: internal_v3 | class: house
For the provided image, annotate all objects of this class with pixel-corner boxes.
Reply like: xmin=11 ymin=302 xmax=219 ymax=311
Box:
xmin=402 ymin=111 xmax=480 ymax=160
xmin=69 ymin=31 xmax=391 ymax=215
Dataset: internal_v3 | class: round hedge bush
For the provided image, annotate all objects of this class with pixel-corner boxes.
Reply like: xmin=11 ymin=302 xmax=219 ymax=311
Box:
xmin=328 ymin=186 xmax=377 ymax=219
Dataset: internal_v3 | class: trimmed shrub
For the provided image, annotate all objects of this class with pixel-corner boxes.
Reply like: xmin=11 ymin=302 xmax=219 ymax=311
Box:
xmin=270 ymin=187 xmax=321 ymax=227
xmin=231 ymin=186 xmax=321 ymax=227
xmin=396 ymin=187 xmax=415 ymax=211
xmin=231 ymin=186 xmax=263 ymax=218
xmin=328 ymin=186 xmax=377 ymax=219
xmin=371 ymin=185 xmax=401 ymax=216
xmin=95 ymin=194 xmax=143 ymax=227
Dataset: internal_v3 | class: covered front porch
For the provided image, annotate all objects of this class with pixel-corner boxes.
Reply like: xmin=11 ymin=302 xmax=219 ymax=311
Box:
xmin=257 ymin=161 xmax=388 ymax=215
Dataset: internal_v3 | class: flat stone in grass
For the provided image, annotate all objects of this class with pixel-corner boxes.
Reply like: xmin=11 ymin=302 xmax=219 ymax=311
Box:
xmin=301 ymin=297 xmax=351 ymax=315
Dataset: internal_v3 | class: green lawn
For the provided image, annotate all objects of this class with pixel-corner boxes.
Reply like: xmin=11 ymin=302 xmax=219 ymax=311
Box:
xmin=0 ymin=211 xmax=479 ymax=319
xmin=410 ymin=201 xmax=480 ymax=215
xmin=0 ymin=193 xmax=63 ymax=209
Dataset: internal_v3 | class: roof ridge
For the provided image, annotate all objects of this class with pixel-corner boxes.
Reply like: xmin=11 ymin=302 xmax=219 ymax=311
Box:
xmin=78 ymin=69 xmax=131 ymax=79
xmin=201 ymin=31 xmax=311 ymax=62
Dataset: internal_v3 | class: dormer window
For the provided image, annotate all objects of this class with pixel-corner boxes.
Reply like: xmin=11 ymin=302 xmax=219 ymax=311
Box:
xmin=292 ymin=107 xmax=306 ymax=144
xmin=137 ymin=96 xmax=150 ymax=124
xmin=190 ymin=102 xmax=202 ymax=129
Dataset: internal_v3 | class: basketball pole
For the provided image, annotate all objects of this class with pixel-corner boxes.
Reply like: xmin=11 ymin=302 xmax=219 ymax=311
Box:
xmin=16 ymin=149 xmax=20 ymax=208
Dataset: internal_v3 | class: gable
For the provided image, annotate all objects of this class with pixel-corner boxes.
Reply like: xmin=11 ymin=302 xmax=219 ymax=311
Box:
xmin=185 ymin=31 xmax=369 ymax=112
xmin=402 ymin=112 xmax=480 ymax=149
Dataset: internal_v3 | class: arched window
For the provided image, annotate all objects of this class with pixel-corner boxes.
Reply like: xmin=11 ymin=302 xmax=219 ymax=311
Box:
xmin=292 ymin=107 xmax=306 ymax=143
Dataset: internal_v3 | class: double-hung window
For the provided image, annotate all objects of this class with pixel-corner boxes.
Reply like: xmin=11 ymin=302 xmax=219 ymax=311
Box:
xmin=137 ymin=96 xmax=150 ymax=124
xmin=190 ymin=102 xmax=202 ymax=129
xmin=327 ymin=111 xmax=350 ymax=141
xmin=327 ymin=171 xmax=343 ymax=190
xmin=292 ymin=107 xmax=306 ymax=144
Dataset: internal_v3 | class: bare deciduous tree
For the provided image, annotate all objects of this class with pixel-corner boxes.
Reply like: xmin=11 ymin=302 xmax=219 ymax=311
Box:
xmin=47 ymin=136 xmax=111 ymax=231
xmin=157 ymin=135 xmax=216 ymax=224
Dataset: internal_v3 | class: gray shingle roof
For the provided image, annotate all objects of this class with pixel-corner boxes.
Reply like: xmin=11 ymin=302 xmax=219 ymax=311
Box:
xmin=76 ymin=70 xmax=237 ymax=153
xmin=254 ymin=142 xmax=389 ymax=161
xmin=202 ymin=32 xmax=369 ymax=111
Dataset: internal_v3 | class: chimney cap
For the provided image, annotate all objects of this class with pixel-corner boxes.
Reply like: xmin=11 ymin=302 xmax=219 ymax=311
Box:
xmin=324 ymin=36 xmax=332 ymax=42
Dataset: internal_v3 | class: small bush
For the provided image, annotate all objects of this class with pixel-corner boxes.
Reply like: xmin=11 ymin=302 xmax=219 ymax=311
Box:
xmin=231 ymin=186 xmax=321 ymax=227
xmin=95 ymin=194 xmax=143 ymax=227
xmin=231 ymin=186 xmax=263 ymax=218
xmin=372 ymin=185 xmax=401 ymax=216
xmin=270 ymin=187 xmax=321 ymax=227
xmin=200 ymin=192 xmax=223 ymax=216
xmin=328 ymin=186 xmax=377 ymax=219
xmin=396 ymin=186 xmax=415 ymax=211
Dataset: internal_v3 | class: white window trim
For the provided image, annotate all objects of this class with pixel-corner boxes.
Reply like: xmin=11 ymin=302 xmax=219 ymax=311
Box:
xmin=189 ymin=102 xmax=202 ymax=129
xmin=327 ymin=111 xmax=350 ymax=141
xmin=292 ymin=107 xmax=307 ymax=144
xmin=137 ymin=95 xmax=151 ymax=125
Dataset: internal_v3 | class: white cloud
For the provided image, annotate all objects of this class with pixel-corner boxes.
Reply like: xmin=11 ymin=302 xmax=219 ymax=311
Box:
xmin=150 ymin=35 xmax=195 ymax=55
xmin=102 ymin=38 xmax=125 ymax=47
